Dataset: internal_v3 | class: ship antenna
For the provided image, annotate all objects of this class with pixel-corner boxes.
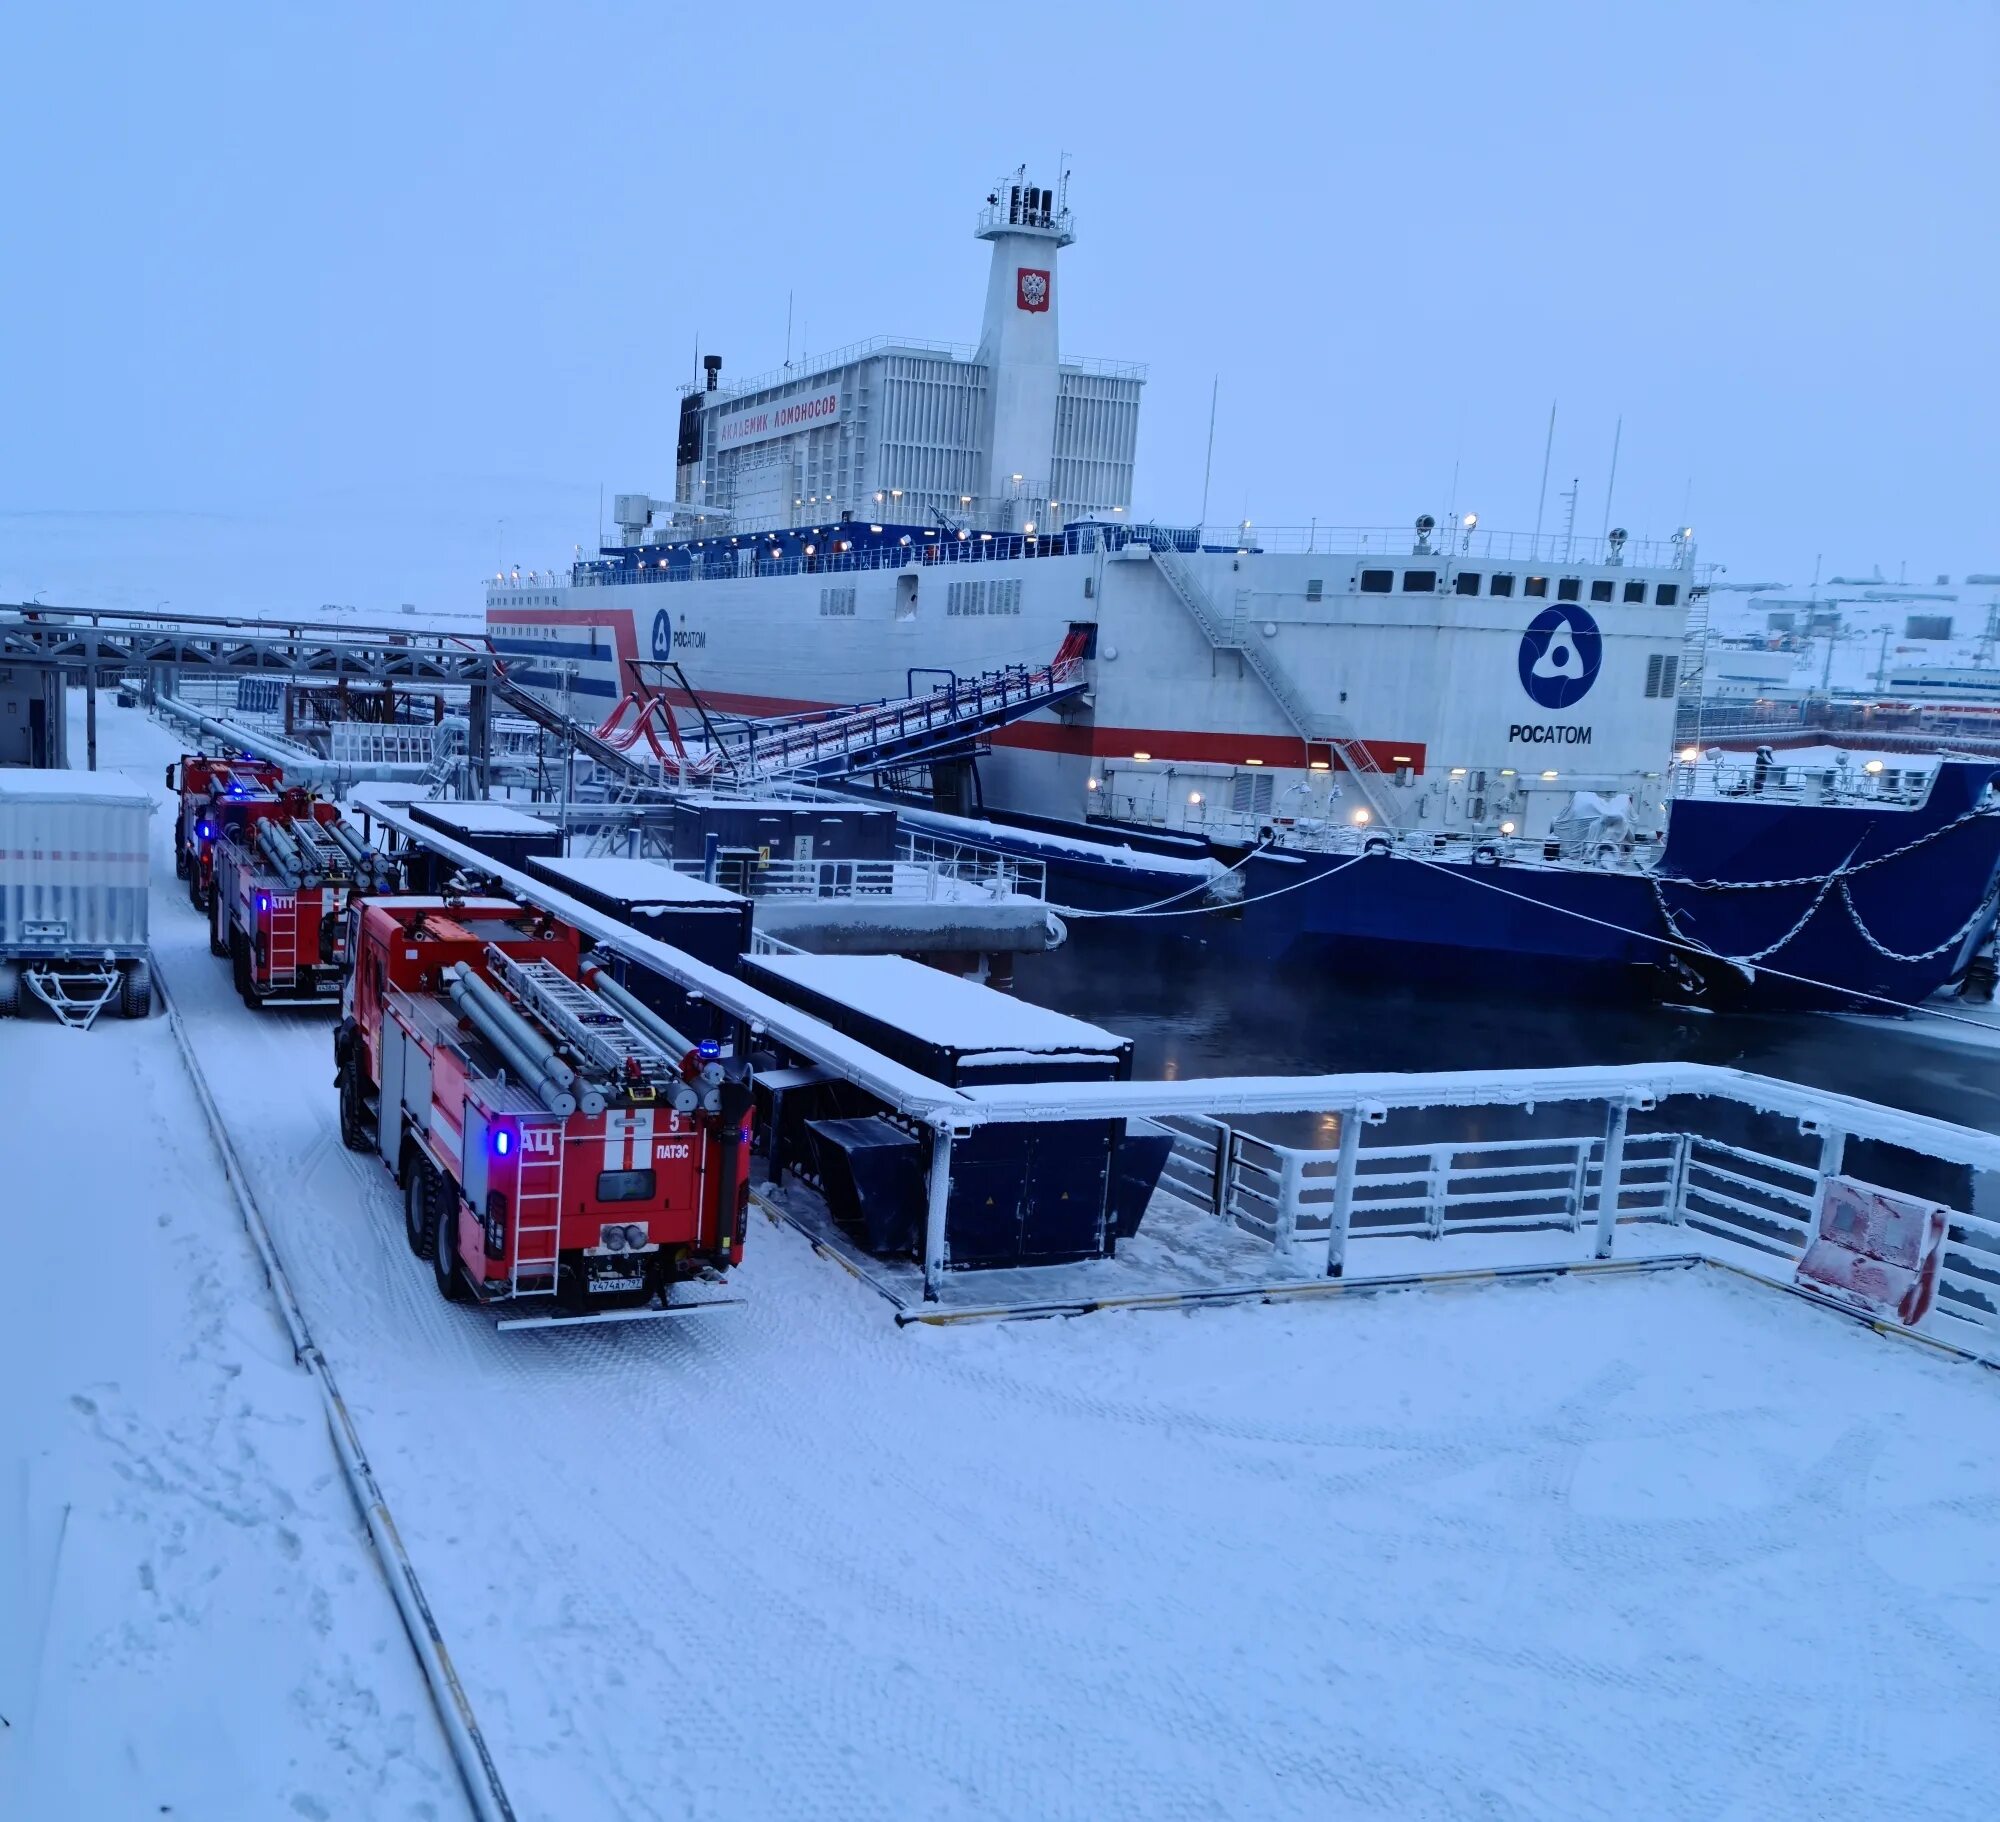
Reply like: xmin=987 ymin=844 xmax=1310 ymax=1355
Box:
xmin=1532 ymin=400 xmax=1556 ymax=553
xmin=1599 ymin=416 xmax=1622 ymax=542
xmin=1199 ymin=375 xmax=1219 ymax=532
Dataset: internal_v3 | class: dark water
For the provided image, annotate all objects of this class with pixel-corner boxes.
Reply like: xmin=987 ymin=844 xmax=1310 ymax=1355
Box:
xmin=1013 ymin=924 xmax=2000 ymax=1139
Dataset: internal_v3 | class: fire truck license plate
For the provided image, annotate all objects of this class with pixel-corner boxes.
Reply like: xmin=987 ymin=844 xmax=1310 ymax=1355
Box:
xmin=590 ymin=1273 xmax=645 ymax=1294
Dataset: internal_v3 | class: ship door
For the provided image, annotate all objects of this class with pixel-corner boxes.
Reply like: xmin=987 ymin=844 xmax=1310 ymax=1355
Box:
xmin=896 ymin=573 xmax=919 ymax=620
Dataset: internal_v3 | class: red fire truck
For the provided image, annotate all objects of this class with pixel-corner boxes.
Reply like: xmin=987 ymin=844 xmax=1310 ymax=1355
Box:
xmin=333 ymin=895 xmax=750 ymax=1317
xmin=167 ymin=754 xmax=287 ymax=912
xmin=209 ymin=796 xmax=398 ymax=1008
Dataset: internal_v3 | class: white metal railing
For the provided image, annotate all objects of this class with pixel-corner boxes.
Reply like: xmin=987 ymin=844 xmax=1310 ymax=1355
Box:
xmin=1160 ymin=523 xmax=1698 ymax=570
xmin=667 ymin=841 xmax=1044 ymax=904
xmin=328 ymin=723 xmax=443 ymax=767
xmin=1670 ymin=754 xmax=1937 ymax=806
xmin=679 ymin=334 xmax=1146 ymax=403
xmin=1137 ymin=1106 xmax=2000 ymax=1351
xmin=897 ymin=829 xmax=1046 ymax=899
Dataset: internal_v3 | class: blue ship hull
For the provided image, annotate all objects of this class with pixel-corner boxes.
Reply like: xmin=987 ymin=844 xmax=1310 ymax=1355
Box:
xmin=953 ymin=762 xmax=2000 ymax=1015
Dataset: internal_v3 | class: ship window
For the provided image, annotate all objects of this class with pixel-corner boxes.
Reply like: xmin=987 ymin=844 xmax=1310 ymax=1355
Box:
xmin=1489 ymin=573 xmax=1515 ymax=597
xmin=1624 ymin=581 xmax=1646 ymax=603
xmin=1359 ymin=569 xmax=1393 ymax=594
xmin=1402 ymin=570 xmax=1437 ymax=593
xmin=1557 ymin=577 xmax=1581 ymax=602
xmin=1656 ymin=583 xmax=1679 ymax=606
xmin=1591 ymin=579 xmax=1614 ymax=602
xmin=1454 ymin=571 xmax=1481 ymax=596
xmin=1524 ymin=576 xmax=1548 ymax=598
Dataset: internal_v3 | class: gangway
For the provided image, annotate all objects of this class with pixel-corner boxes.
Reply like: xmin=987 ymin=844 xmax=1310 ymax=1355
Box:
xmin=583 ymin=635 xmax=1090 ymax=790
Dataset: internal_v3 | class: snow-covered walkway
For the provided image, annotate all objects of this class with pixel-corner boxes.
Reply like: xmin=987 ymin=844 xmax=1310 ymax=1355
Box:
xmin=0 ymin=1002 xmax=456 ymax=1817
xmin=22 ymin=696 xmax=2000 ymax=1821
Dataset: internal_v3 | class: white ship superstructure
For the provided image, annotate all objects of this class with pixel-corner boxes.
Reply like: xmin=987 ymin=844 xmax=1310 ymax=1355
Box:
xmin=489 ymin=170 xmax=1706 ymax=847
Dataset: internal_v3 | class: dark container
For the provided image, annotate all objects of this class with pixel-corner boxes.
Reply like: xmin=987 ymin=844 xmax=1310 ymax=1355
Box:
xmin=669 ymin=795 xmax=896 ymax=874
xmin=526 ymin=853 xmax=753 ymax=1037
xmin=743 ymin=953 xmax=1162 ymax=1270
xmin=409 ymin=801 xmax=563 ymax=879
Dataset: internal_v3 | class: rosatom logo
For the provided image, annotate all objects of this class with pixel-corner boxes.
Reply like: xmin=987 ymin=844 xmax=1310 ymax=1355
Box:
xmin=1517 ymin=604 xmax=1602 ymax=710
xmin=650 ymin=606 xmax=671 ymax=661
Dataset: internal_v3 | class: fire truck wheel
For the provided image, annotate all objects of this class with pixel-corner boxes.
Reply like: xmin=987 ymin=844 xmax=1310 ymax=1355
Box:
xmin=231 ymin=929 xmax=257 ymax=1008
xmin=119 ymin=959 xmax=153 ymax=1020
xmin=208 ymin=894 xmax=228 ymax=958
xmin=432 ymin=1189 xmax=470 ymax=1303
xmin=403 ymin=1151 xmax=439 ymax=1260
xmin=188 ymin=871 xmax=204 ymax=911
xmin=174 ymin=842 xmax=189 ymax=880
xmin=338 ymin=1059 xmax=373 ymax=1153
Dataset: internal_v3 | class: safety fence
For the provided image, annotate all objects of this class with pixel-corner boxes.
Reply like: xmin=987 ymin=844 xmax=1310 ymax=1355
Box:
xmin=1145 ymin=1109 xmax=2000 ymax=1350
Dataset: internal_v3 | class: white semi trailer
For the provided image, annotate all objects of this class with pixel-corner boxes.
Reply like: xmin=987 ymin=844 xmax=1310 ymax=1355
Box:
xmin=0 ymin=770 xmax=155 ymax=1027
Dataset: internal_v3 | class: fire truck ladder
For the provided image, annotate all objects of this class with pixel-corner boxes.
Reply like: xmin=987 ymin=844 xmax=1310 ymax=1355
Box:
xmin=266 ymin=894 xmax=298 ymax=988
xmin=509 ymin=1137 xmax=564 ymax=1296
xmin=483 ymin=946 xmax=681 ymax=1093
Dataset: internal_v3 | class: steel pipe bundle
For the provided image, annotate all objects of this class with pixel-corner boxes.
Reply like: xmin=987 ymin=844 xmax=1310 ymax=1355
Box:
xmin=444 ymin=962 xmax=581 ymax=1116
xmin=255 ymin=818 xmax=315 ymax=887
xmin=582 ymin=964 xmax=722 ymax=1111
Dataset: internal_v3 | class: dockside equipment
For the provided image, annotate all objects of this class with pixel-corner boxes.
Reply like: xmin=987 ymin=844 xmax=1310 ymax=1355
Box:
xmin=333 ymin=895 xmax=750 ymax=1315
xmin=743 ymin=953 xmax=1170 ymax=1270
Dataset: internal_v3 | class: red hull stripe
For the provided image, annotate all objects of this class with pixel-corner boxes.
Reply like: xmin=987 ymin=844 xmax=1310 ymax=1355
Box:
xmin=483 ymin=617 xmax=1423 ymax=773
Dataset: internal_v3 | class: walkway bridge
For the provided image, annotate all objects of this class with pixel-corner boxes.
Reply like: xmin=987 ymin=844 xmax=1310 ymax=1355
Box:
xmin=585 ymin=636 xmax=1089 ymax=789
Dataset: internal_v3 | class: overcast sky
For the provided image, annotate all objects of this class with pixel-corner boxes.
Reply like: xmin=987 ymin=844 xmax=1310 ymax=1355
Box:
xmin=2 ymin=1 xmax=1994 ymax=616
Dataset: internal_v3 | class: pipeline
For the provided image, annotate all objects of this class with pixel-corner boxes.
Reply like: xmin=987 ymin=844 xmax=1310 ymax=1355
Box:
xmin=445 ymin=964 xmax=579 ymax=1117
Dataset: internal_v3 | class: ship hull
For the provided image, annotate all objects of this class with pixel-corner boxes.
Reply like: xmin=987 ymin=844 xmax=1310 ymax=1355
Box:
xmin=949 ymin=765 xmax=2000 ymax=1014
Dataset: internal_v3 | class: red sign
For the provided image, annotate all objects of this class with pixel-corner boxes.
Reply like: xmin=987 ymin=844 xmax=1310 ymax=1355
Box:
xmin=1017 ymin=268 xmax=1051 ymax=313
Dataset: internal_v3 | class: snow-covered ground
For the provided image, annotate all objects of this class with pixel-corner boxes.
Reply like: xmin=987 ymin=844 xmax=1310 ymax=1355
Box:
xmin=0 ymin=1004 xmax=456 ymax=1815
xmin=15 ymin=695 xmax=2000 ymax=1820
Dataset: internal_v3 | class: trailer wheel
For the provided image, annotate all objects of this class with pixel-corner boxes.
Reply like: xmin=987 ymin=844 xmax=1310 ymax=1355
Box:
xmin=338 ymin=1058 xmax=373 ymax=1153
xmin=403 ymin=1151 xmax=438 ymax=1260
xmin=432 ymin=1185 xmax=470 ymax=1303
xmin=0 ymin=963 xmax=18 ymax=1019
xmin=119 ymin=959 xmax=153 ymax=1020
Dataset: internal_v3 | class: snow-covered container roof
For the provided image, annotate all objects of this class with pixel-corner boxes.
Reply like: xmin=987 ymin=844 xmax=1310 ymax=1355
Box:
xmin=677 ymin=795 xmax=894 ymax=815
xmin=411 ymin=801 xmax=559 ymax=835
xmin=532 ymin=855 xmax=746 ymax=908
xmin=749 ymin=953 xmax=1124 ymax=1054
xmin=0 ymin=767 xmax=156 ymax=809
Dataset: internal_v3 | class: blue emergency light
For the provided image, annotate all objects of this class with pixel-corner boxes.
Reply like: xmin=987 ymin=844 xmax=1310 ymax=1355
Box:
xmin=698 ymin=1039 xmax=721 ymax=1059
xmin=494 ymin=1128 xmax=513 ymax=1157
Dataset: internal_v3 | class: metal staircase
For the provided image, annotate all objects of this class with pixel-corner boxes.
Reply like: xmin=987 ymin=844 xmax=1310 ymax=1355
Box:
xmin=1674 ymin=584 xmax=1712 ymax=746
xmin=1143 ymin=539 xmax=1394 ymax=824
xmin=490 ymin=673 xmax=669 ymax=793
xmin=709 ymin=646 xmax=1088 ymax=786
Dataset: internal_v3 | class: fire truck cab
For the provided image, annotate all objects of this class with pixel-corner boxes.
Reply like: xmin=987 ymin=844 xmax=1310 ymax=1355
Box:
xmin=210 ymin=792 xmax=398 ymax=1008
xmin=167 ymin=754 xmax=287 ymax=912
xmin=333 ymin=896 xmax=750 ymax=1312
